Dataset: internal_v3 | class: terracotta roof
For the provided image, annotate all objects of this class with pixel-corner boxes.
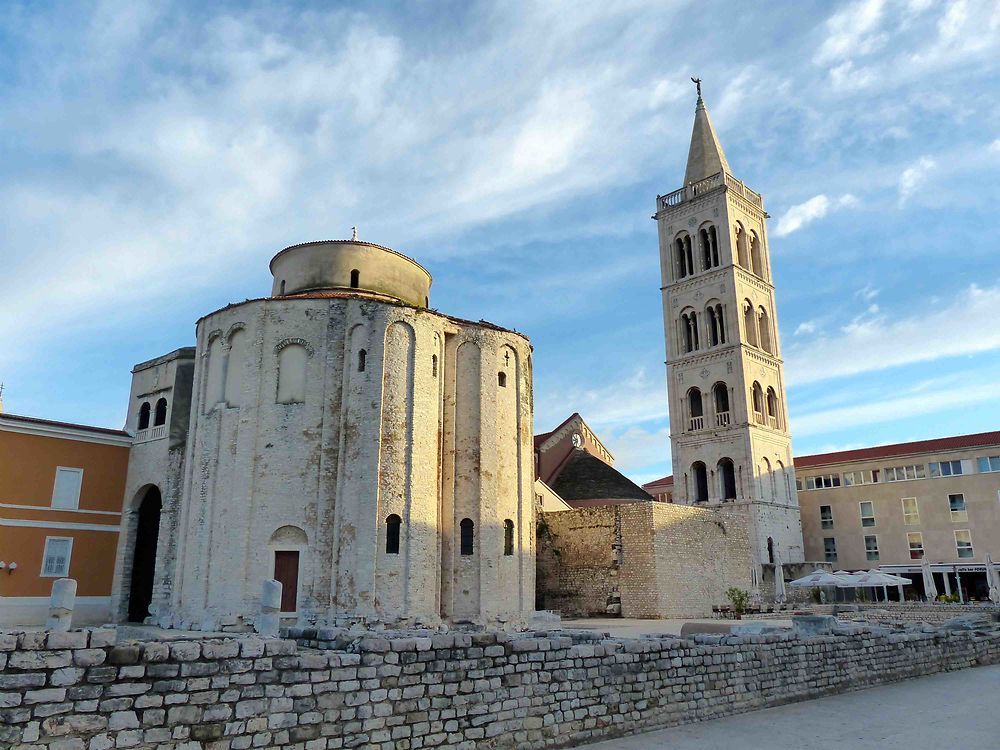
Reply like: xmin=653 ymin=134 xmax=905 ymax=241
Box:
xmin=0 ymin=412 xmax=130 ymax=437
xmin=643 ymin=475 xmax=674 ymax=490
xmin=533 ymin=413 xmax=582 ymax=450
xmin=551 ymin=450 xmax=652 ymax=504
xmin=794 ymin=431 xmax=1000 ymax=469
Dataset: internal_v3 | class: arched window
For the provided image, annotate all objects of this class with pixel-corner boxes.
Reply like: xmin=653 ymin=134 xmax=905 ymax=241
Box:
xmin=460 ymin=518 xmax=474 ymax=556
xmin=706 ymin=302 xmax=725 ymax=346
xmin=225 ymin=328 xmax=246 ymax=407
xmin=718 ymin=458 xmax=737 ymax=501
xmin=279 ymin=280 xmax=286 ymax=295
xmin=358 ymin=349 xmax=367 ymax=373
xmin=350 ymin=269 xmax=360 ymax=288
xmin=767 ymin=537 xmax=775 ymax=565
xmin=750 ymin=231 xmax=764 ymax=277
xmin=758 ymin=307 xmax=773 ymax=354
xmin=137 ymin=402 xmax=151 ymax=430
xmin=385 ymin=514 xmax=401 ymax=554
xmin=503 ymin=519 xmax=514 ymax=556
xmin=691 ymin=462 xmax=709 ymax=503
xmin=432 ymin=354 xmax=438 ymax=377
xmin=688 ymin=388 xmax=704 ymax=431
xmin=700 ymin=224 xmax=719 ymax=269
xmin=776 ymin=460 xmax=789 ymax=502
xmin=681 ymin=311 xmax=700 ymax=353
xmin=735 ymin=223 xmax=749 ymax=268
xmin=276 ymin=343 xmax=308 ymax=404
xmin=205 ymin=336 xmax=225 ymax=410
xmin=743 ymin=301 xmax=758 ymax=347
xmin=764 ymin=457 xmax=776 ymax=499
xmin=674 ymin=233 xmax=694 ymax=279
xmin=153 ymin=398 xmax=167 ymax=427
xmin=766 ymin=387 xmax=780 ymax=428
xmin=751 ymin=382 xmax=765 ymax=423
xmin=713 ymin=382 xmax=730 ymax=426
xmin=498 ymin=371 xmax=507 ymax=387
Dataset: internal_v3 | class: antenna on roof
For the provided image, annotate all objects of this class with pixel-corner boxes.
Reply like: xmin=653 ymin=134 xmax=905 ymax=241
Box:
xmin=351 ymin=226 xmax=359 ymax=241
xmin=0 ymin=382 xmax=5 ymax=414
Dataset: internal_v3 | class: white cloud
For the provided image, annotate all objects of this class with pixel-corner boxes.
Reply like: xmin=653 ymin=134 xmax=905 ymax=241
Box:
xmin=814 ymin=0 xmax=887 ymax=65
xmin=990 ymin=139 xmax=1000 ymax=153
xmin=536 ymin=366 xmax=667 ymax=433
xmin=774 ymin=193 xmax=857 ymax=237
xmin=897 ymin=155 xmax=936 ymax=206
xmin=856 ymin=284 xmax=880 ymax=302
xmin=794 ymin=321 xmax=817 ymax=336
xmin=601 ymin=425 xmax=671 ymax=473
xmin=786 ymin=283 xmax=1000 ymax=385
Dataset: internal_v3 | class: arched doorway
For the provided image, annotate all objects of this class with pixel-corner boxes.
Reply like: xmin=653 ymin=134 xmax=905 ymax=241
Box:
xmin=128 ymin=487 xmax=161 ymax=622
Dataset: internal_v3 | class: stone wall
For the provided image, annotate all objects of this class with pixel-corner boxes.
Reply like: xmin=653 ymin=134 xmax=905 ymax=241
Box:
xmin=3 ymin=625 xmax=1000 ymax=750
xmin=538 ymin=503 xmax=754 ymax=619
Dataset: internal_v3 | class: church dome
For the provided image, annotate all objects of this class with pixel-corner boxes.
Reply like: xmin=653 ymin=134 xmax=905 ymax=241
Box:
xmin=269 ymin=239 xmax=432 ymax=308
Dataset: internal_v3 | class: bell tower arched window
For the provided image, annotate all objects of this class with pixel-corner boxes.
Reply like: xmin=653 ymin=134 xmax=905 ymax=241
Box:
xmin=674 ymin=233 xmax=695 ymax=279
xmin=735 ymin=223 xmax=749 ymax=268
xmin=153 ymin=398 xmax=167 ymax=427
xmin=751 ymin=382 xmax=765 ymax=423
xmin=688 ymin=388 xmax=704 ymax=431
xmin=750 ymin=231 xmax=764 ymax=278
xmin=706 ymin=302 xmax=725 ymax=346
xmin=713 ymin=382 xmax=730 ymax=427
xmin=700 ymin=224 xmax=720 ymax=269
xmin=137 ymin=402 xmax=151 ymax=431
xmin=758 ymin=307 xmax=773 ymax=354
xmin=681 ymin=310 xmax=700 ymax=353
xmin=766 ymin=387 xmax=780 ymax=429
xmin=743 ymin=301 xmax=758 ymax=347
xmin=691 ymin=462 xmax=709 ymax=503
xmin=718 ymin=458 xmax=737 ymax=501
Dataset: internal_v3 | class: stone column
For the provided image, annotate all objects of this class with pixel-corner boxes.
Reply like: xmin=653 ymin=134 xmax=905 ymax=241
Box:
xmin=256 ymin=579 xmax=282 ymax=637
xmin=46 ymin=578 xmax=77 ymax=632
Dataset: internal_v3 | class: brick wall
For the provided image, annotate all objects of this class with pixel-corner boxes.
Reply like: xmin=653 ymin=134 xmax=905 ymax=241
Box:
xmin=3 ymin=625 xmax=1000 ymax=749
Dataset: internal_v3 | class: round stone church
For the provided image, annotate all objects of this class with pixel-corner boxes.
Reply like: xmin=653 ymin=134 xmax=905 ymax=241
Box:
xmin=113 ymin=238 xmax=535 ymax=630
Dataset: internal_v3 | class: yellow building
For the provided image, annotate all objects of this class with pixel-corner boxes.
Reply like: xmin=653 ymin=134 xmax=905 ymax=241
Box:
xmin=795 ymin=431 xmax=1000 ymax=601
xmin=0 ymin=413 xmax=130 ymax=625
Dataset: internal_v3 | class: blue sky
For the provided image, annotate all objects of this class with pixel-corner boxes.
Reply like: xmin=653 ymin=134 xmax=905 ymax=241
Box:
xmin=1 ymin=0 xmax=998 ymax=485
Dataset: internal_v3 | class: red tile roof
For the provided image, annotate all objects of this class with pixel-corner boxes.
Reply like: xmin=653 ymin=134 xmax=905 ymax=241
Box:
xmin=794 ymin=431 xmax=1000 ymax=469
xmin=0 ymin=412 xmax=130 ymax=437
xmin=643 ymin=475 xmax=674 ymax=490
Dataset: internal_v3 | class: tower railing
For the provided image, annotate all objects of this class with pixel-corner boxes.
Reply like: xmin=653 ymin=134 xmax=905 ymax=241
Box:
xmin=689 ymin=415 xmax=705 ymax=431
xmin=715 ymin=411 xmax=731 ymax=427
xmin=658 ymin=170 xmax=763 ymax=211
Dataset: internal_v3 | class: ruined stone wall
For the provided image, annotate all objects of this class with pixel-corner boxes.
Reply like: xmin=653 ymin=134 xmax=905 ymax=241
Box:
xmin=535 ymin=508 xmax=620 ymax=616
xmin=3 ymin=626 xmax=1000 ymax=750
xmin=150 ymin=295 xmax=533 ymax=630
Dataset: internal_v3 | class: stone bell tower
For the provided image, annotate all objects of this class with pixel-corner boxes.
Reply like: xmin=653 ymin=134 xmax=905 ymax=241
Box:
xmin=654 ymin=82 xmax=803 ymax=566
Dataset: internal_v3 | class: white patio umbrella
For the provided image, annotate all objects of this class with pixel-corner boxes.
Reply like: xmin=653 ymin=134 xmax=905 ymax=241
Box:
xmin=774 ymin=552 xmax=786 ymax=604
xmin=921 ymin=559 xmax=938 ymax=601
xmin=986 ymin=554 xmax=1000 ymax=604
xmin=789 ymin=570 xmax=851 ymax=587
xmin=857 ymin=569 xmax=911 ymax=601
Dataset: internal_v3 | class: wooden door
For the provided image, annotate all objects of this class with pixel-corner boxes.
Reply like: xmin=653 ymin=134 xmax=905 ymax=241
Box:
xmin=273 ymin=551 xmax=299 ymax=612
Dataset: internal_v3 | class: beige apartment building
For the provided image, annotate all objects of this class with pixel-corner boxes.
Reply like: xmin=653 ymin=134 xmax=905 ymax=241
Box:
xmin=796 ymin=431 xmax=1000 ymax=601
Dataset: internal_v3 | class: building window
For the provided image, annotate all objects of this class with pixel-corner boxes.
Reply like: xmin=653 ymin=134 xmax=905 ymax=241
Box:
xmin=498 ymin=371 xmax=507 ymax=387
xmin=907 ymin=531 xmax=924 ymax=560
xmin=350 ymin=269 xmax=360 ymax=288
xmin=751 ymin=381 xmax=764 ymax=423
xmin=51 ymin=467 xmax=84 ymax=510
xmin=41 ymin=537 xmax=73 ymax=577
xmin=901 ymin=497 xmax=920 ymax=525
xmin=713 ymin=382 xmax=730 ymax=426
xmin=859 ymin=501 xmax=876 ymax=528
xmin=977 ymin=455 xmax=1000 ymax=473
xmin=706 ymin=303 xmax=726 ymax=346
xmin=681 ymin=311 xmax=700 ymax=353
xmin=137 ymin=401 xmax=151 ymax=430
xmin=805 ymin=474 xmax=840 ymax=490
xmin=460 ymin=518 xmax=474 ymax=555
xmin=503 ymin=519 xmax=514 ymax=556
xmin=688 ymin=388 xmax=704 ymax=430
xmin=718 ymin=458 xmax=737 ymax=501
xmin=279 ymin=280 xmax=286 ymax=295
xmin=743 ymin=301 xmax=758 ymax=347
xmin=765 ymin=387 xmax=780 ymax=429
xmin=883 ymin=464 xmax=925 ymax=482
xmin=153 ymin=397 xmax=168 ymax=427
xmin=844 ymin=470 xmax=879 ymax=485
xmin=864 ymin=535 xmax=879 ymax=561
xmin=757 ymin=307 xmax=773 ymax=354
xmin=823 ymin=537 xmax=837 ymax=563
xmin=691 ymin=461 xmax=709 ymax=503
xmin=820 ymin=505 xmax=833 ymax=529
xmin=432 ymin=354 xmax=438 ymax=377
xmin=358 ymin=349 xmax=367 ymax=373
xmin=955 ymin=530 xmax=974 ymax=559
xmin=700 ymin=225 xmax=720 ymax=269
xmin=948 ymin=493 xmax=968 ymax=522
xmin=276 ymin=343 xmax=308 ymax=404
xmin=674 ymin=233 xmax=695 ymax=279
xmin=385 ymin=514 xmax=401 ymax=554
xmin=930 ymin=460 xmax=964 ymax=477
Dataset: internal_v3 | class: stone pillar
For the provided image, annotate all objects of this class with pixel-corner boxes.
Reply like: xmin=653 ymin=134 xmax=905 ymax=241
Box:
xmin=46 ymin=578 xmax=77 ymax=631
xmin=256 ymin=579 xmax=282 ymax=637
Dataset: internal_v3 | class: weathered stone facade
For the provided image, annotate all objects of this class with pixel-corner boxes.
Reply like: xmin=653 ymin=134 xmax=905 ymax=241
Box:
xmin=2 ymin=625 xmax=1000 ymax=749
xmin=538 ymin=503 xmax=754 ymax=618
xmin=114 ymin=240 xmax=535 ymax=630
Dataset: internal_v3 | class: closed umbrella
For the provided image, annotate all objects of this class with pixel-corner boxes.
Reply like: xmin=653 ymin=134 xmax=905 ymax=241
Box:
xmin=774 ymin=552 xmax=786 ymax=604
xmin=921 ymin=559 xmax=938 ymax=601
xmin=986 ymin=554 xmax=1000 ymax=604
xmin=750 ymin=564 xmax=762 ymax=605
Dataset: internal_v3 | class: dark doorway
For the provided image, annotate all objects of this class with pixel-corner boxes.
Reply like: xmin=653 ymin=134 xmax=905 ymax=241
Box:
xmin=127 ymin=487 xmax=161 ymax=622
xmin=274 ymin=551 xmax=300 ymax=612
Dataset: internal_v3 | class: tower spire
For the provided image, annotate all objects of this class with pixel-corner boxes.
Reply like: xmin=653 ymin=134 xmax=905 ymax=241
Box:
xmin=683 ymin=80 xmax=731 ymax=186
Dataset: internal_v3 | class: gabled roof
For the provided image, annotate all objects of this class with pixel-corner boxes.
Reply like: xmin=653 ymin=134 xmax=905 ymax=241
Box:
xmin=794 ymin=431 xmax=1000 ymax=469
xmin=643 ymin=474 xmax=674 ymax=491
xmin=551 ymin=451 xmax=653 ymax=504
xmin=533 ymin=412 xmax=613 ymax=459
xmin=684 ymin=95 xmax=731 ymax=185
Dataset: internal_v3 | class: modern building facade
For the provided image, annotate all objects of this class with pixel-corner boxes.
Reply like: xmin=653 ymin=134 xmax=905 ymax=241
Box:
xmin=796 ymin=431 xmax=1000 ymax=600
xmin=113 ymin=238 xmax=536 ymax=630
xmin=654 ymin=88 xmax=803 ymax=567
xmin=0 ymin=413 xmax=130 ymax=625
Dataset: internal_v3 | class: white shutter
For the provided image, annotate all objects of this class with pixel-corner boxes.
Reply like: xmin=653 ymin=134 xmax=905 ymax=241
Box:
xmin=52 ymin=468 xmax=83 ymax=509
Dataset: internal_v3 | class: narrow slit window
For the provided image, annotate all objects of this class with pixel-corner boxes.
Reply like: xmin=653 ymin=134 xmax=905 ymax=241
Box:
xmin=432 ymin=354 xmax=438 ymax=377
xmin=350 ymin=269 xmax=360 ymax=288
xmin=385 ymin=514 xmax=401 ymax=554
xmin=503 ymin=519 xmax=514 ymax=556
xmin=358 ymin=349 xmax=367 ymax=373
xmin=498 ymin=371 xmax=507 ymax=387
xmin=460 ymin=518 xmax=474 ymax=555
xmin=279 ymin=280 xmax=286 ymax=295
